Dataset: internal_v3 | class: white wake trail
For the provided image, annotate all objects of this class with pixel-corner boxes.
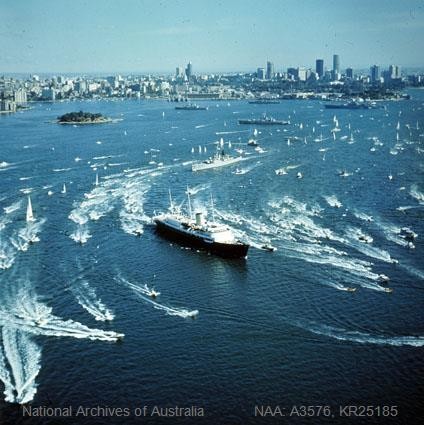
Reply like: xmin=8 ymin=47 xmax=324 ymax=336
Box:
xmin=71 ymin=280 xmax=114 ymax=321
xmin=119 ymin=277 xmax=198 ymax=319
xmin=1 ymin=327 xmax=42 ymax=404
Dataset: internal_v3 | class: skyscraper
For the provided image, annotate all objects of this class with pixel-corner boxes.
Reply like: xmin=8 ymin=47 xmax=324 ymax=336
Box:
xmin=185 ymin=61 xmax=193 ymax=80
xmin=266 ymin=61 xmax=274 ymax=80
xmin=346 ymin=68 xmax=353 ymax=79
xmin=389 ymin=65 xmax=401 ymax=79
xmin=333 ymin=54 xmax=340 ymax=74
xmin=370 ymin=65 xmax=380 ymax=82
xmin=257 ymin=68 xmax=265 ymax=80
xmin=316 ymin=59 xmax=324 ymax=78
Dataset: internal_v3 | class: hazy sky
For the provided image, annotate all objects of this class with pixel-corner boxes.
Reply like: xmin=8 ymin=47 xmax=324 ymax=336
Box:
xmin=1 ymin=0 xmax=423 ymax=73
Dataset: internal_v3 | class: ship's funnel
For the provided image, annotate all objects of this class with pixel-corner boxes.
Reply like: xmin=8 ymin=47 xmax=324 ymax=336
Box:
xmin=195 ymin=212 xmax=203 ymax=226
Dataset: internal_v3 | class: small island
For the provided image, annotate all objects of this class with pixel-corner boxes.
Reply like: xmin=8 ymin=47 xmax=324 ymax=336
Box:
xmin=57 ymin=111 xmax=112 ymax=124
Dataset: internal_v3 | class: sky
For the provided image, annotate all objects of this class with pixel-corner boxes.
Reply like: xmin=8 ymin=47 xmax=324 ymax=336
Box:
xmin=1 ymin=0 xmax=423 ymax=74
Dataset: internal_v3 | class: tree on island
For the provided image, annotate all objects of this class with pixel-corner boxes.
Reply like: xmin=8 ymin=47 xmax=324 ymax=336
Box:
xmin=58 ymin=110 xmax=104 ymax=122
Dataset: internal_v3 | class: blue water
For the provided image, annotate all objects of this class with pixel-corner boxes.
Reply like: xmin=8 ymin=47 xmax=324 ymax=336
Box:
xmin=0 ymin=93 xmax=423 ymax=424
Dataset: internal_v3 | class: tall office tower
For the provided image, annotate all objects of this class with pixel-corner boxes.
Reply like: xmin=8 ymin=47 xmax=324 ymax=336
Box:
xmin=346 ymin=68 xmax=353 ymax=79
xmin=333 ymin=54 xmax=340 ymax=73
xmin=316 ymin=59 xmax=324 ymax=78
xmin=176 ymin=67 xmax=183 ymax=78
xmin=389 ymin=65 xmax=401 ymax=79
xmin=257 ymin=68 xmax=265 ymax=79
xmin=185 ymin=62 xmax=193 ymax=80
xmin=266 ymin=61 xmax=274 ymax=79
xmin=370 ymin=65 xmax=380 ymax=82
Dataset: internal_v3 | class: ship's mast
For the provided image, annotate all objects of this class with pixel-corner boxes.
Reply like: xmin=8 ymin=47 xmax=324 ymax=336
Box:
xmin=210 ymin=193 xmax=215 ymax=222
xmin=168 ymin=189 xmax=174 ymax=211
xmin=186 ymin=186 xmax=193 ymax=219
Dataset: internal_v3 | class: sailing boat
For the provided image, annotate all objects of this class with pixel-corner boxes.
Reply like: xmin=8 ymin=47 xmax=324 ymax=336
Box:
xmin=95 ymin=173 xmax=99 ymax=186
xmin=61 ymin=183 xmax=67 ymax=194
xmin=26 ymin=196 xmax=35 ymax=222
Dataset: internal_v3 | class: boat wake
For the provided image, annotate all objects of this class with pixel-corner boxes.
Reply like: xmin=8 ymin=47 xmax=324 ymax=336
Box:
xmin=301 ymin=323 xmax=424 ymax=347
xmin=69 ymin=164 xmax=170 ymax=241
xmin=71 ymin=280 xmax=114 ymax=321
xmin=0 ymin=327 xmax=42 ymax=404
xmin=117 ymin=276 xmax=198 ymax=319
xmin=0 ymin=276 xmax=123 ymax=404
xmin=410 ymin=184 xmax=424 ymax=204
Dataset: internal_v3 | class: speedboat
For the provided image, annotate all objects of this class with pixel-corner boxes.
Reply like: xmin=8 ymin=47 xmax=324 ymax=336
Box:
xmin=346 ymin=287 xmax=357 ymax=292
xmin=261 ymin=244 xmax=277 ymax=252
xmin=378 ymin=274 xmax=390 ymax=283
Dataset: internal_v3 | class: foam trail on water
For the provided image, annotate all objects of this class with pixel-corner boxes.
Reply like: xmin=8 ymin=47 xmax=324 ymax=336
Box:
xmin=0 ymin=241 xmax=16 ymax=270
xmin=1 ymin=327 xmax=42 ymax=404
xmin=352 ymin=210 xmax=374 ymax=222
xmin=0 ymin=311 xmax=123 ymax=342
xmin=410 ymin=184 xmax=424 ymax=204
xmin=71 ymin=280 xmax=114 ymax=321
xmin=399 ymin=263 xmax=424 ymax=280
xmin=70 ymin=224 xmax=91 ymax=244
xmin=118 ymin=277 xmax=198 ymax=318
xmin=3 ymin=200 xmax=23 ymax=215
xmin=0 ymin=342 xmax=15 ymax=402
xmin=302 ymin=323 xmax=424 ymax=347
xmin=374 ymin=217 xmax=409 ymax=247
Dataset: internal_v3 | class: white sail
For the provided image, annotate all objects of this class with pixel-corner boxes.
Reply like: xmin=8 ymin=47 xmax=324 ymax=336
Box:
xmin=220 ymin=138 xmax=224 ymax=148
xmin=228 ymin=141 xmax=232 ymax=148
xmin=191 ymin=147 xmax=195 ymax=154
xmin=299 ymin=123 xmax=303 ymax=130
xmin=253 ymin=128 xmax=258 ymax=137
xmin=396 ymin=121 xmax=400 ymax=131
xmin=95 ymin=173 xmax=99 ymax=186
xmin=198 ymin=145 xmax=202 ymax=153
xmin=61 ymin=183 xmax=66 ymax=194
xmin=26 ymin=196 xmax=34 ymax=222
xmin=204 ymin=146 xmax=207 ymax=153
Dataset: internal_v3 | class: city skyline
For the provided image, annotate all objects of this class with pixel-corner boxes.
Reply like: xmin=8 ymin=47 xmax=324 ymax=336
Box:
xmin=1 ymin=0 xmax=424 ymax=73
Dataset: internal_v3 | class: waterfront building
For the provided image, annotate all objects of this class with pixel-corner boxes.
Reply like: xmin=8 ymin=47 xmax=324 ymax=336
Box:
xmin=266 ymin=61 xmax=274 ymax=80
xmin=316 ymin=59 xmax=324 ymax=78
xmin=41 ymin=88 xmax=56 ymax=101
xmin=14 ymin=88 xmax=27 ymax=104
xmin=0 ymin=99 xmax=16 ymax=112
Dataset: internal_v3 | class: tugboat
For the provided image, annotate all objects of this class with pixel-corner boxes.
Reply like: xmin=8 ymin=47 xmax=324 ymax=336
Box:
xmin=153 ymin=191 xmax=249 ymax=259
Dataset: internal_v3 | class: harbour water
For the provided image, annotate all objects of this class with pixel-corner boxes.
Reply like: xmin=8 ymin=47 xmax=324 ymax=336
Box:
xmin=0 ymin=92 xmax=423 ymax=424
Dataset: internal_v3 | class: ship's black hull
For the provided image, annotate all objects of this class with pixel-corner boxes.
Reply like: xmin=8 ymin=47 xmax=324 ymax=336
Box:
xmin=154 ymin=220 xmax=249 ymax=259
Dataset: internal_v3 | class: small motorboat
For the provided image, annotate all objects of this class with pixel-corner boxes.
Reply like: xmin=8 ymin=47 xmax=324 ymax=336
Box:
xmin=346 ymin=287 xmax=356 ymax=292
xmin=261 ymin=244 xmax=277 ymax=252
xmin=358 ymin=234 xmax=373 ymax=244
xmin=188 ymin=310 xmax=199 ymax=319
xmin=148 ymin=289 xmax=160 ymax=298
xmin=378 ymin=274 xmax=390 ymax=283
